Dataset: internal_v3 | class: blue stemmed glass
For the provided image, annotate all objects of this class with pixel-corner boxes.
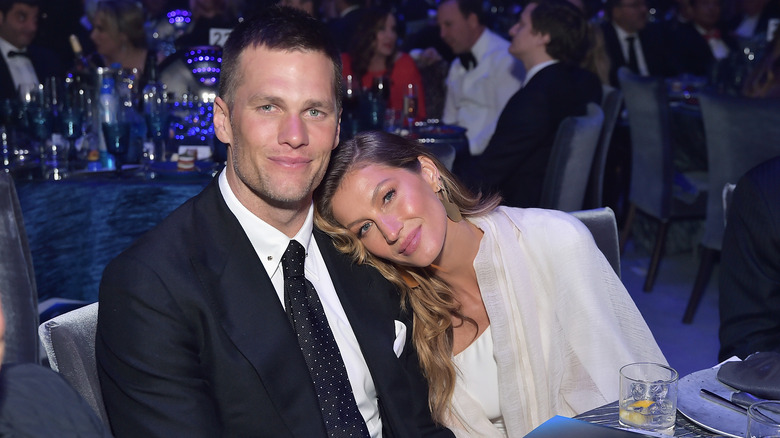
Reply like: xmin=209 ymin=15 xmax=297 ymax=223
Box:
xmin=102 ymin=120 xmax=130 ymax=173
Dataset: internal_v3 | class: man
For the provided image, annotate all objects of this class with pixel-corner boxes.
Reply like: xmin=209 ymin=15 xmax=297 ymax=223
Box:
xmin=719 ymin=156 xmax=780 ymax=362
xmin=0 ymin=0 xmax=61 ymax=100
xmin=327 ymin=0 xmax=364 ymax=52
xmin=672 ymin=0 xmax=738 ymax=77
xmin=601 ymin=0 xmax=678 ymax=87
xmin=464 ymin=0 xmax=602 ymax=208
xmin=437 ymin=0 xmax=524 ymax=158
xmin=96 ymin=7 xmax=453 ymax=438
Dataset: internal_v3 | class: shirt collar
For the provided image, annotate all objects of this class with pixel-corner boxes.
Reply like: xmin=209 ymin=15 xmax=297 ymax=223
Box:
xmin=0 ymin=37 xmax=25 ymax=58
xmin=218 ymin=170 xmax=314 ymax=278
xmin=522 ymin=59 xmax=558 ymax=87
xmin=340 ymin=5 xmax=359 ymax=17
xmin=468 ymin=28 xmax=490 ymax=62
xmin=613 ymin=23 xmax=637 ymax=40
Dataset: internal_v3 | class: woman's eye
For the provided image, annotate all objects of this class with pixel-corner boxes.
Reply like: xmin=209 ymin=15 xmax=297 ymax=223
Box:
xmin=382 ymin=189 xmax=395 ymax=204
xmin=358 ymin=222 xmax=372 ymax=237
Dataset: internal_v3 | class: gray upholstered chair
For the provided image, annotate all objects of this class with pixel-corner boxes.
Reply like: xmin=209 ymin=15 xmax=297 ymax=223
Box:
xmin=539 ymin=102 xmax=604 ymax=212
xmin=617 ymin=67 xmax=706 ymax=292
xmin=38 ymin=302 xmax=109 ymax=427
xmin=571 ymin=207 xmax=621 ymax=278
xmin=0 ymin=173 xmax=39 ymax=365
xmin=585 ymin=84 xmax=623 ymax=209
xmin=682 ymin=91 xmax=780 ymax=323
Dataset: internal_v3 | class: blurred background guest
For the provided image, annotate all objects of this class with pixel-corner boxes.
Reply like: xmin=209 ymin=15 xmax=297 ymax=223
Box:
xmin=672 ymin=0 xmax=738 ymax=78
xmin=601 ymin=0 xmax=678 ymax=87
xmin=342 ymin=7 xmax=427 ymax=119
xmin=437 ymin=0 xmax=524 ymax=158
xmin=462 ymin=0 xmax=602 ymax=208
xmin=0 ymin=0 xmax=62 ymax=100
xmin=719 ymin=156 xmax=780 ymax=361
xmin=742 ymin=25 xmax=780 ymax=96
xmin=90 ymin=0 xmax=148 ymax=72
xmin=327 ymin=0 xmax=365 ymax=52
xmin=727 ymin=0 xmax=780 ymax=40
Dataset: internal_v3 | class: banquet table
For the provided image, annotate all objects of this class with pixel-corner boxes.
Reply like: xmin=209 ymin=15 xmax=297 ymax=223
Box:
xmin=14 ymin=168 xmax=216 ymax=304
xmin=575 ymin=401 xmax=721 ymax=437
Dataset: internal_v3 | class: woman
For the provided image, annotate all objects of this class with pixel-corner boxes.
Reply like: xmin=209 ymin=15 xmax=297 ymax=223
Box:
xmin=90 ymin=0 xmax=148 ymax=72
xmin=315 ymin=131 xmax=666 ymax=437
xmin=342 ymin=7 xmax=427 ymax=119
xmin=742 ymin=26 xmax=780 ymax=98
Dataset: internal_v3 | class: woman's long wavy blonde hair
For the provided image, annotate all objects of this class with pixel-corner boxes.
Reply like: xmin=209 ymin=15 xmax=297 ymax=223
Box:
xmin=314 ymin=131 xmax=501 ymax=423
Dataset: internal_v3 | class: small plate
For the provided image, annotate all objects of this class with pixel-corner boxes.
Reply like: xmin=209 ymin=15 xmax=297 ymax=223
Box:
xmin=677 ymin=364 xmax=746 ymax=437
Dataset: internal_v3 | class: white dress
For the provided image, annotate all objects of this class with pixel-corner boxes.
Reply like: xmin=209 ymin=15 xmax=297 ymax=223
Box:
xmin=443 ymin=207 xmax=667 ymax=437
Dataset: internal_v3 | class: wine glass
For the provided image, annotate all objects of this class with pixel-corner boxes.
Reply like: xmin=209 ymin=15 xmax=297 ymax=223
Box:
xmin=102 ymin=119 xmax=130 ymax=174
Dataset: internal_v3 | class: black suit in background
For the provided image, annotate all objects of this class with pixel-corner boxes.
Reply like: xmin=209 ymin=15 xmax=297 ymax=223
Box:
xmin=462 ymin=62 xmax=602 ymax=208
xmin=96 ymin=176 xmax=452 ymax=437
xmin=600 ymin=21 xmax=678 ymax=87
xmin=0 ymin=44 xmax=64 ymax=101
xmin=670 ymin=22 xmax=739 ymax=78
xmin=718 ymin=156 xmax=780 ymax=362
xmin=327 ymin=7 xmax=365 ymax=53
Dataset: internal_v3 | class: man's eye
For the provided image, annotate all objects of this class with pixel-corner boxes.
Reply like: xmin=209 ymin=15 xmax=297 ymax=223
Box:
xmin=309 ymin=109 xmax=321 ymax=117
xmin=259 ymin=105 xmax=273 ymax=111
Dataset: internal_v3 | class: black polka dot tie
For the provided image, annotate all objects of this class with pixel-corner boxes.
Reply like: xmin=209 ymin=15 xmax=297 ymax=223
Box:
xmin=282 ymin=240 xmax=371 ymax=438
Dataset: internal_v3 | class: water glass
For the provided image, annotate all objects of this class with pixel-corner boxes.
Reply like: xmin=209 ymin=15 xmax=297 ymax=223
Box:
xmin=619 ymin=362 xmax=678 ymax=435
xmin=748 ymin=401 xmax=780 ymax=438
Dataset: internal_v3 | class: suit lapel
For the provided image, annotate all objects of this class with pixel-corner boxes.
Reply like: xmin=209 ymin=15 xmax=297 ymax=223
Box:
xmin=189 ymin=181 xmax=326 ymax=436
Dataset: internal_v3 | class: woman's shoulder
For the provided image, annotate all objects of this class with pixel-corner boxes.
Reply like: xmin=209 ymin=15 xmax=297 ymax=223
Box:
xmin=487 ymin=206 xmax=589 ymax=240
xmin=392 ymin=52 xmax=419 ymax=70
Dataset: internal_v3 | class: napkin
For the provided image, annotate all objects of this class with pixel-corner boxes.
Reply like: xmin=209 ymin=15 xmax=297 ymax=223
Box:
xmin=717 ymin=351 xmax=780 ymax=400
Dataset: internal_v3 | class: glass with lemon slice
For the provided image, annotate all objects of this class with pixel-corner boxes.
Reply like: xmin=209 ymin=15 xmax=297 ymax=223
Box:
xmin=619 ymin=362 xmax=679 ymax=434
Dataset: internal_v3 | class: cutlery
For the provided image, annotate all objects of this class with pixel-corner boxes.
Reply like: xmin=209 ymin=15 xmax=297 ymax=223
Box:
xmin=700 ymin=388 xmax=747 ymax=414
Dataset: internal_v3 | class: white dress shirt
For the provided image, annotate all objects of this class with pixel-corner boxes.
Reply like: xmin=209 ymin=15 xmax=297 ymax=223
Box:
xmin=695 ymin=23 xmax=731 ymax=60
xmin=614 ymin=24 xmax=650 ymax=76
xmin=442 ymin=29 xmax=524 ymax=156
xmin=218 ymin=171 xmax=382 ymax=437
xmin=0 ymin=37 xmax=38 ymax=97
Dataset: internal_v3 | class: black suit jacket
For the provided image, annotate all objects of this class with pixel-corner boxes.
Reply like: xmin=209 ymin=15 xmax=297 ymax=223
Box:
xmin=718 ymin=156 xmax=780 ymax=362
xmin=96 ymin=176 xmax=452 ymax=438
xmin=465 ymin=62 xmax=602 ymax=208
xmin=0 ymin=44 xmax=63 ymax=101
xmin=601 ymin=21 xmax=678 ymax=87
xmin=327 ymin=7 xmax=365 ymax=53
xmin=671 ymin=22 xmax=739 ymax=78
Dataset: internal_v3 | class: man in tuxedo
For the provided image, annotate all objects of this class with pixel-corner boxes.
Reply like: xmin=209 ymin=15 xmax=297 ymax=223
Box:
xmin=0 ymin=0 xmax=61 ymax=100
xmin=437 ymin=0 xmax=524 ymax=159
xmin=672 ymin=0 xmax=738 ymax=77
xmin=462 ymin=0 xmax=602 ymax=208
xmin=327 ymin=0 xmax=364 ymax=52
xmin=719 ymin=156 xmax=780 ymax=362
xmin=601 ymin=0 xmax=678 ymax=87
xmin=96 ymin=7 xmax=453 ymax=438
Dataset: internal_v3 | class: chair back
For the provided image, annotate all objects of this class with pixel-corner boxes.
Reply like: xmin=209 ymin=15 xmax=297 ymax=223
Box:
xmin=571 ymin=207 xmax=621 ymax=278
xmin=698 ymin=90 xmax=780 ymax=250
xmin=585 ymin=84 xmax=623 ymax=209
xmin=539 ymin=102 xmax=604 ymax=211
xmin=0 ymin=173 xmax=39 ymax=364
xmin=38 ymin=302 xmax=109 ymax=426
xmin=618 ymin=67 xmax=675 ymax=219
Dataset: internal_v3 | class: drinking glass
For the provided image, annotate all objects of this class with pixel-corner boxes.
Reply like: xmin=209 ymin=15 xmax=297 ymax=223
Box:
xmin=403 ymin=83 xmax=418 ymax=130
xmin=619 ymin=362 xmax=678 ymax=435
xmin=748 ymin=401 xmax=780 ymax=438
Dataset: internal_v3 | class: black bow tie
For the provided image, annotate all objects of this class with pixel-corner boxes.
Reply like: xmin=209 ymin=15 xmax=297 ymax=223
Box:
xmin=459 ymin=51 xmax=477 ymax=70
xmin=8 ymin=50 xmax=29 ymax=58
